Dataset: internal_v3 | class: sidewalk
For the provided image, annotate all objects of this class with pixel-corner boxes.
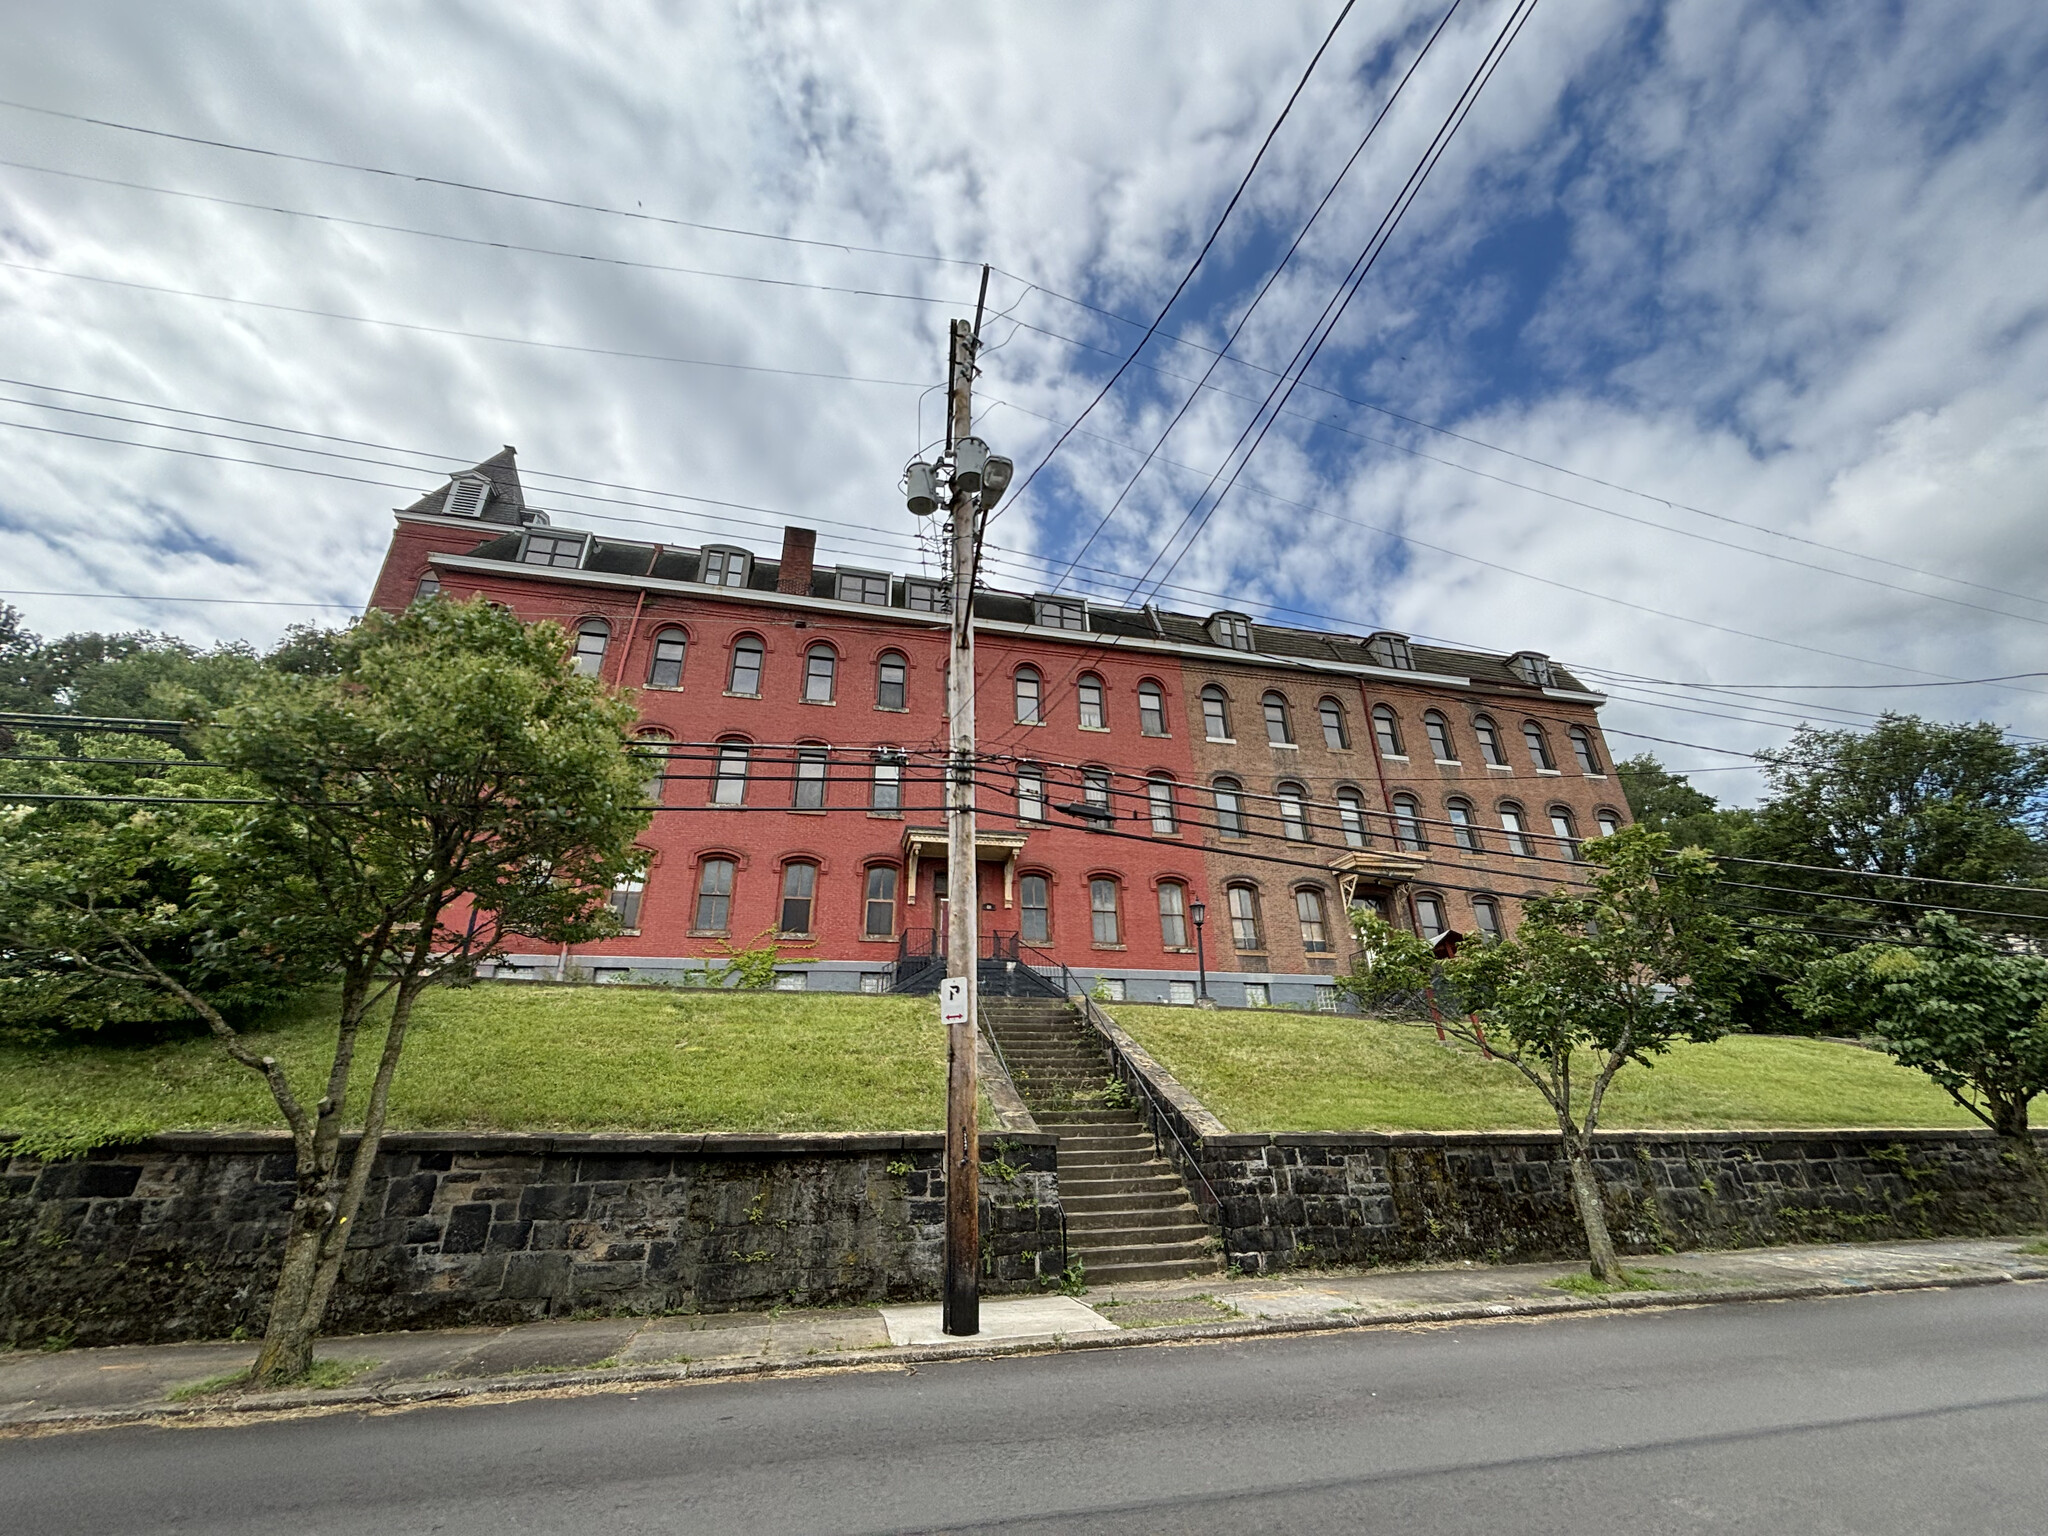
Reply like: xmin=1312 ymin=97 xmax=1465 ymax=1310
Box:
xmin=4 ymin=1235 xmax=2042 ymax=1431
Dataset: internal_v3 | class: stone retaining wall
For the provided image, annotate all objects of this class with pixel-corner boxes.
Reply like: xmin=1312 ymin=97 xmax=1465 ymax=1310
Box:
xmin=0 ymin=1131 xmax=1064 ymax=1349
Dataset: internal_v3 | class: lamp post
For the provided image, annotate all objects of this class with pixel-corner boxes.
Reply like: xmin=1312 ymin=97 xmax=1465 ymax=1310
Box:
xmin=1190 ymin=899 xmax=1209 ymax=1003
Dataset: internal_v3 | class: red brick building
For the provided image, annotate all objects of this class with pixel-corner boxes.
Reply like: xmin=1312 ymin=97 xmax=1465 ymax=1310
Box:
xmin=367 ymin=451 xmax=1632 ymax=1006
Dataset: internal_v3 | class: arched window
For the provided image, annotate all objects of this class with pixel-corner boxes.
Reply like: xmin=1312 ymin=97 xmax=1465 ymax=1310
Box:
xmin=1262 ymin=692 xmax=1293 ymax=746
xmin=694 ymin=858 xmax=735 ymax=932
xmin=712 ymin=739 xmax=749 ymax=805
xmin=876 ymin=651 xmax=907 ymax=710
xmin=1158 ymin=882 xmax=1189 ymax=948
xmin=871 ymin=750 xmax=904 ymax=812
xmin=1524 ymin=721 xmax=1557 ymax=771
xmin=1446 ymin=797 xmax=1481 ymax=852
xmin=1090 ymin=878 xmax=1122 ymax=945
xmin=1414 ymin=894 xmax=1447 ymax=942
xmin=1372 ymin=705 xmax=1403 ymax=756
xmin=863 ymin=866 xmax=898 ymax=937
xmin=1471 ymin=897 xmax=1503 ymax=941
xmin=1424 ymin=711 xmax=1456 ymax=762
xmin=413 ymin=572 xmax=442 ymax=604
xmin=1078 ymin=673 xmax=1106 ymax=730
xmin=647 ymin=627 xmax=687 ymax=688
xmin=1277 ymin=782 xmax=1309 ymax=842
xmin=802 ymin=644 xmax=837 ymax=703
xmin=608 ymin=870 xmax=646 ymax=932
xmin=1020 ymin=873 xmax=1051 ymax=943
xmin=1201 ymin=685 xmax=1231 ymax=741
xmin=1147 ymin=773 xmax=1178 ymax=834
xmin=1213 ymin=777 xmax=1246 ymax=837
xmin=1473 ymin=714 xmax=1507 ymax=766
xmin=1499 ymin=802 xmax=1533 ymax=857
xmin=728 ymin=635 xmax=764 ymax=696
xmin=1016 ymin=764 xmax=1045 ymax=823
xmin=779 ymin=862 xmax=818 ymax=935
xmin=633 ymin=732 xmax=672 ymax=803
xmin=1138 ymin=680 xmax=1168 ymax=736
xmin=1569 ymin=725 xmax=1602 ymax=774
xmin=1296 ymin=888 xmax=1331 ymax=953
xmin=1227 ymin=884 xmax=1264 ymax=951
xmin=1319 ymin=698 xmax=1349 ymax=750
xmin=1596 ymin=808 xmax=1622 ymax=839
xmin=1014 ymin=666 xmax=1042 ymax=725
xmin=1392 ymin=793 xmax=1425 ymax=851
xmin=572 ymin=619 xmax=610 ymax=677
xmin=1550 ymin=806 xmax=1580 ymax=859
xmin=793 ymin=747 xmax=827 ymax=810
xmin=1337 ymin=788 xmax=1369 ymax=848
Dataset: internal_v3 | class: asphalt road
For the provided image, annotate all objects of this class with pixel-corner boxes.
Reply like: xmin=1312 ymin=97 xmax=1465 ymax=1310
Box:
xmin=6 ymin=1283 xmax=2045 ymax=1534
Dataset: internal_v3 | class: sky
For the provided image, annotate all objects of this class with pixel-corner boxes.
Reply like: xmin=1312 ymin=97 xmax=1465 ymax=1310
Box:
xmin=2 ymin=0 xmax=2045 ymax=802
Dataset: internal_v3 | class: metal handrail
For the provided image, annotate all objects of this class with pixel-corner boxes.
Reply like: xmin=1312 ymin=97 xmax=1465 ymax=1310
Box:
xmin=1077 ymin=996 xmax=1224 ymax=1223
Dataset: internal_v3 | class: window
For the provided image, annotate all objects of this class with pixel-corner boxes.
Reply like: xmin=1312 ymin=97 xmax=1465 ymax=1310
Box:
xmin=1243 ymin=982 xmax=1270 ymax=1008
xmin=634 ymin=734 xmax=672 ymax=803
xmin=1147 ymin=774 xmax=1178 ymax=834
xmin=1524 ymin=721 xmax=1557 ymax=771
xmin=1367 ymin=633 xmax=1414 ymax=670
xmin=712 ymin=740 xmax=749 ymax=805
xmin=1277 ymin=783 xmax=1309 ymax=842
xmin=1033 ymin=596 xmax=1087 ymax=631
xmin=1158 ymin=882 xmax=1189 ymax=948
xmin=1472 ymin=898 xmax=1503 ymax=941
xmin=1569 ymin=726 xmax=1602 ymax=774
xmin=572 ymin=619 xmax=610 ymax=677
xmin=1446 ymin=798 xmax=1482 ymax=852
xmin=444 ymin=474 xmax=490 ymax=519
xmin=1228 ymin=884 xmax=1264 ymax=951
xmin=835 ymin=569 xmax=889 ymax=605
xmin=1016 ymin=764 xmax=1045 ymax=823
xmin=1214 ymin=777 xmax=1246 ymax=837
xmin=864 ymin=866 xmax=898 ymax=938
xmin=1314 ymin=984 xmax=1338 ymax=1014
xmin=694 ymin=859 xmax=735 ymax=932
xmin=1078 ymin=674 xmax=1106 ymax=729
xmin=608 ymin=872 xmax=645 ymax=932
xmin=1596 ymin=809 xmax=1622 ymax=839
xmin=414 ymin=572 xmax=442 ymax=603
xmin=1392 ymin=793 xmax=1425 ymax=851
xmin=1138 ymin=681 xmax=1168 ymax=736
xmin=778 ymin=863 xmax=817 ymax=934
xmin=1424 ymin=711 xmax=1456 ymax=762
xmin=1020 ymin=874 xmax=1050 ymax=943
xmin=701 ymin=547 xmax=749 ymax=587
xmin=860 ymin=972 xmax=890 ymax=995
xmin=1297 ymin=888 xmax=1330 ymax=953
xmin=1319 ymin=698 xmax=1349 ymax=750
xmin=1262 ymin=692 xmax=1293 ymax=746
xmin=1168 ymin=980 xmax=1197 ymax=1006
xmin=1211 ymin=613 xmax=1254 ymax=650
xmin=1014 ymin=666 xmax=1042 ymax=725
xmin=1083 ymin=767 xmax=1112 ymax=811
xmin=647 ymin=628 xmax=687 ymax=688
xmin=905 ymin=579 xmax=949 ymax=613
xmin=793 ymin=749 xmax=827 ymax=810
xmin=1550 ymin=806 xmax=1580 ymax=859
xmin=728 ymin=636 xmax=764 ymax=696
xmin=1474 ymin=714 xmax=1508 ymax=766
xmin=1090 ymin=879 xmax=1121 ymax=945
xmin=1500 ymin=802 xmax=1534 ymax=857
xmin=1372 ymin=705 xmax=1403 ymax=756
xmin=1508 ymin=651 xmax=1555 ymax=687
xmin=1415 ymin=894 xmax=1447 ymax=942
xmin=871 ymin=751 xmax=903 ymax=812
xmin=802 ymin=645 xmax=836 ymax=703
xmin=1337 ymin=788 xmax=1369 ymax=848
xmin=876 ymin=652 xmax=907 ymax=710
xmin=1099 ymin=977 xmax=1128 ymax=1002
xmin=522 ymin=530 xmax=587 ymax=568
xmin=1201 ymin=685 xmax=1231 ymax=741
xmin=772 ymin=971 xmax=807 ymax=992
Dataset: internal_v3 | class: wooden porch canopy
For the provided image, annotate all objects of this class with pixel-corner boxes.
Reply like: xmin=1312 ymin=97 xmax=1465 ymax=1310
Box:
xmin=901 ymin=827 xmax=1031 ymax=908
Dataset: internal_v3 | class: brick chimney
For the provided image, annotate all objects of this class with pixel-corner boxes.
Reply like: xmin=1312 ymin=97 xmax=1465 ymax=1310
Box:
xmin=776 ymin=526 xmax=817 ymax=595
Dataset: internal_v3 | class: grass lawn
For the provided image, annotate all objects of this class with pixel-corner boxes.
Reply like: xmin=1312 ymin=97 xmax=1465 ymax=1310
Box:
xmin=1108 ymin=1005 xmax=2013 ymax=1134
xmin=0 ymin=986 xmax=949 ymax=1148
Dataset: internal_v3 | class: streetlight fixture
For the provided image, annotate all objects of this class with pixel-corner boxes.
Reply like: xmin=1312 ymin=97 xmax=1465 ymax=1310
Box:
xmin=1190 ymin=899 xmax=1209 ymax=1004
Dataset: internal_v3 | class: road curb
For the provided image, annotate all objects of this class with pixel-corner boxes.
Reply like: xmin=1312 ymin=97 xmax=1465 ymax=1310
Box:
xmin=10 ymin=1263 xmax=2044 ymax=1433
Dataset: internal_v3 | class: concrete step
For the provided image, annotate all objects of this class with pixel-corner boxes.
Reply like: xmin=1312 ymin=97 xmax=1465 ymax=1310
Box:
xmin=1034 ymin=1111 xmax=1147 ymax=1128
xmin=1058 ymin=1175 xmax=1191 ymax=1200
xmin=1055 ymin=1134 xmax=1155 ymax=1153
xmin=1065 ymin=1210 xmax=1208 ymax=1238
xmin=1067 ymin=1236 xmax=1217 ymax=1269
xmin=1061 ymin=1187 xmax=1200 ymax=1214
xmin=1080 ymin=1256 xmax=1221 ymax=1286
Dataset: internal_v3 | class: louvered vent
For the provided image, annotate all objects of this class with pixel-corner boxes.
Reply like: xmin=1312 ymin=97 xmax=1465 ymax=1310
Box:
xmin=444 ymin=476 xmax=490 ymax=518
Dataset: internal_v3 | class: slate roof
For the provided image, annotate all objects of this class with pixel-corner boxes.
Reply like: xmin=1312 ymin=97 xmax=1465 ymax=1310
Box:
xmin=406 ymin=446 xmax=527 ymax=525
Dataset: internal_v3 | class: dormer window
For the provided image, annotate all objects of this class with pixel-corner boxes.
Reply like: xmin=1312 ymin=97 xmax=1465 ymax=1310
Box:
xmin=444 ymin=473 xmax=491 ymax=519
xmin=905 ymin=579 xmax=950 ymax=613
xmin=520 ymin=530 xmax=588 ymax=568
xmin=1508 ymin=651 xmax=1556 ymax=688
xmin=1033 ymin=596 xmax=1087 ymax=632
xmin=835 ymin=568 xmax=890 ymax=606
xmin=701 ymin=547 xmax=751 ymax=588
xmin=1366 ymin=632 xmax=1414 ymax=670
xmin=1210 ymin=613 xmax=1254 ymax=651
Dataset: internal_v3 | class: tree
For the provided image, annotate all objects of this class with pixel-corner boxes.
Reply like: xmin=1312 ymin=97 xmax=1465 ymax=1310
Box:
xmin=1792 ymin=913 xmax=2048 ymax=1211
xmin=1341 ymin=828 xmax=1742 ymax=1282
xmin=2 ymin=598 xmax=650 ymax=1383
xmin=1614 ymin=753 xmax=1752 ymax=856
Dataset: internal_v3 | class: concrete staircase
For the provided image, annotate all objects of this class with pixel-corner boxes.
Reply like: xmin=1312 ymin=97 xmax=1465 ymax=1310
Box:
xmin=980 ymin=999 xmax=1218 ymax=1286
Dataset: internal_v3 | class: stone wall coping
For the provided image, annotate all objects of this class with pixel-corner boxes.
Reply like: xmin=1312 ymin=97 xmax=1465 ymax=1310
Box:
xmin=1 ymin=1129 xmax=1056 ymax=1160
xmin=1083 ymin=1000 xmax=1231 ymax=1138
xmin=1198 ymin=1126 xmax=2046 ymax=1151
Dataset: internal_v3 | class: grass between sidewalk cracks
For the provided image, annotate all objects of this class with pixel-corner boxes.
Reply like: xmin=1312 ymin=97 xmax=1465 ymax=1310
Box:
xmin=167 ymin=1358 xmax=374 ymax=1401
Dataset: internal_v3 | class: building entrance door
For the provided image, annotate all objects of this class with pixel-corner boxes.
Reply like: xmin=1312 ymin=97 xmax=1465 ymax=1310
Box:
xmin=928 ymin=866 xmax=949 ymax=950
